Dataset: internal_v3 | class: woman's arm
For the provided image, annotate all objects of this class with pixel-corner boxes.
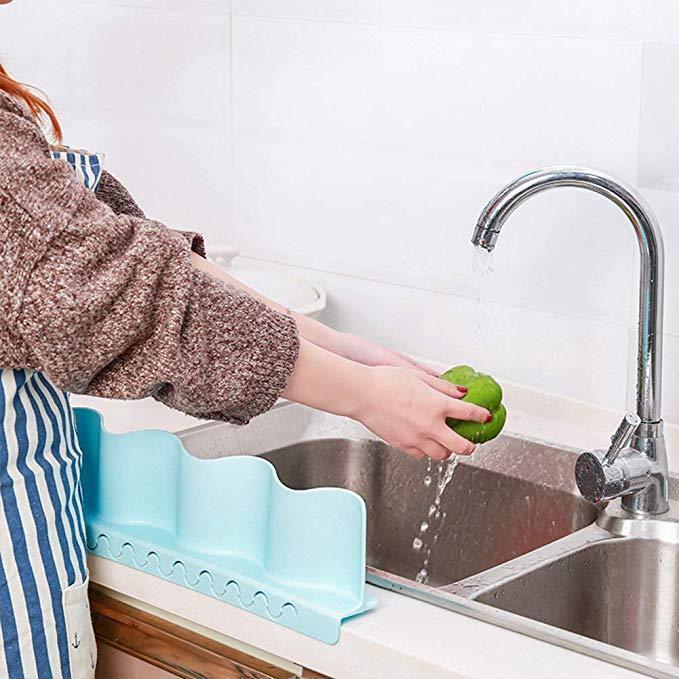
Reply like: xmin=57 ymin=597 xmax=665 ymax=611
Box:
xmin=0 ymin=92 xmax=296 ymax=424
xmin=95 ymin=170 xmax=146 ymax=219
xmin=190 ymin=253 xmax=486 ymax=457
xmin=95 ymin=168 xmax=436 ymax=375
xmin=190 ymin=252 xmax=438 ymax=375
xmin=94 ymin=175 xmax=481 ymax=457
xmin=283 ymin=339 xmax=488 ymax=458
xmin=0 ymin=91 xmax=486 ymax=458
xmin=95 ymin=170 xmax=209 ymax=257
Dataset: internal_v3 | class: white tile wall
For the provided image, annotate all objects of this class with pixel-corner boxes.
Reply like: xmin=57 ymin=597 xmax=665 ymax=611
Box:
xmin=68 ymin=114 xmax=232 ymax=236
xmin=70 ymin=7 xmax=230 ymax=126
xmin=0 ymin=0 xmax=234 ymax=238
xmin=232 ymin=18 xmax=640 ymax=172
xmin=639 ymin=43 xmax=679 ymax=190
xmin=231 ymin=16 xmax=641 ymax=323
xmin=2 ymin=1 xmax=679 ymax=422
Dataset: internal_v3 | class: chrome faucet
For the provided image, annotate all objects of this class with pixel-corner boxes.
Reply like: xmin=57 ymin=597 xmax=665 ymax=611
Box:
xmin=472 ymin=166 xmax=669 ymax=516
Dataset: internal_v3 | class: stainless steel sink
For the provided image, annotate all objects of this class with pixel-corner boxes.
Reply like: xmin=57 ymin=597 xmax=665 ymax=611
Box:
xmin=455 ymin=479 xmax=679 ymax=671
xmin=259 ymin=437 xmax=595 ymax=587
xmin=475 ymin=537 xmax=678 ymax=664
xmin=178 ymin=402 xmax=677 ymax=677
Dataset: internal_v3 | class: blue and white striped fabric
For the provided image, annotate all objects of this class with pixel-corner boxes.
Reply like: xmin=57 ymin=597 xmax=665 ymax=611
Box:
xmin=0 ymin=371 xmax=92 ymax=678
xmin=0 ymin=149 xmax=100 ymax=678
xmin=50 ymin=146 xmax=104 ymax=192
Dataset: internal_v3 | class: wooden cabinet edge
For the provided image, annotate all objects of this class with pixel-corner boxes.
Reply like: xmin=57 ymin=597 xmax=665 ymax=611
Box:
xmin=89 ymin=583 xmax=330 ymax=679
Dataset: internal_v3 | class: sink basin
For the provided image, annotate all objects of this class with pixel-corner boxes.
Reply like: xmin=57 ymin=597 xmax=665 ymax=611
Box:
xmin=474 ymin=536 xmax=679 ymax=665
xmin=451 ymin=481 xmax=679 ymax=672
xmin=178 ymin=402 xmax=677 ymax=677
xmin=260 ymin=437 xmax=596 ymax=586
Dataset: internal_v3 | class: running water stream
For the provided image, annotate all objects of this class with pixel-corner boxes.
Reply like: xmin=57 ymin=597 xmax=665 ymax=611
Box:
xmin=471 ymin=246 xmax=494 ymax=360
xmin=411 ymin=246 xmax=494 ymax=584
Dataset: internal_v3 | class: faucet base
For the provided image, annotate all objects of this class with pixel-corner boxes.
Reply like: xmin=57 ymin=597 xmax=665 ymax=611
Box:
xmin=621 ymin=423 xmax=669 ymax=516
xmin=599 ymin=491 xmax=678 ymax=537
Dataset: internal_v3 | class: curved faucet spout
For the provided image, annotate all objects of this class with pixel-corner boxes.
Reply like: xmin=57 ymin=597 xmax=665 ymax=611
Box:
xmin=473 ymin=166 xmax=663 ymax=425
xmin=473 ymin=166 xmax=668 ymax=515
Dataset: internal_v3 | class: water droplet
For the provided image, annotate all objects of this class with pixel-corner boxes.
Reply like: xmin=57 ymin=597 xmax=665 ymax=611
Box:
xmin=423 ymin=475 xmax=432 ymax=487
xmin=412 ymin=537 xmax=423 ymax=552
xmin=420 ymin=521 xmax=429 ymax=534
xmin=428 ymin=504 xmax=437 ymax=517
xmin=415 ymin=568 xmax=428 ymax=584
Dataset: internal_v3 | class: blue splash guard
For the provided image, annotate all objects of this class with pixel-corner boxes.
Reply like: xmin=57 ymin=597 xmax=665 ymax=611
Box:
xmin=77 ymin=408 xmax=376 ymax=644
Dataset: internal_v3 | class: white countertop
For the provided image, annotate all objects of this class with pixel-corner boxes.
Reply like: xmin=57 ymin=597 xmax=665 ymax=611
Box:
xmin=73 ymin=382 xmax=665 ymax=679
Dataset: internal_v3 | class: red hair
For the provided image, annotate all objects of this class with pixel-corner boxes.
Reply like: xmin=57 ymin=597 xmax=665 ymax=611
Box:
xmin=0 ymin=63 xmax=62 ymax=141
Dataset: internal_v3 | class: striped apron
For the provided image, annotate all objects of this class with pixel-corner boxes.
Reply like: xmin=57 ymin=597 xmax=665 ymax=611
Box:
xmin=0 ymin=147 xmax=103 ymax=678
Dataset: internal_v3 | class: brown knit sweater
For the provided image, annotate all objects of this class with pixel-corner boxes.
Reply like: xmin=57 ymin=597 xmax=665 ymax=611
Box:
xmin=0 ymin=91 xmax=299 ymax=424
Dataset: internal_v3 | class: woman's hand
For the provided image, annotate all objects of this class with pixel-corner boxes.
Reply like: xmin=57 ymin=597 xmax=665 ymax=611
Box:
xmin=283 ymin=341 xmax=491 ymax=461
xmin=354 ymin=367 xmax=491 ymax=459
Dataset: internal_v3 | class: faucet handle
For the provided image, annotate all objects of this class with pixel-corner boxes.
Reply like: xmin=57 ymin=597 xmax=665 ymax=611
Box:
xmin=575 ymin=446 xmax=652 ymax=504
xmin=603 ymin=412 xmax=641 ymax=465
xmin=576 ymin=412 xmax=647 ymax=504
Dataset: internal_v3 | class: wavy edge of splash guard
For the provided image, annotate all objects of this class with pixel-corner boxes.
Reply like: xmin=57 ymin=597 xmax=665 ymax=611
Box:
xmin=76 ymin=407 xmax=377 ymax=644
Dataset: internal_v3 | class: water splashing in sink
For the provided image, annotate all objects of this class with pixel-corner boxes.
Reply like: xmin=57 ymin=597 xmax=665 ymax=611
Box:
xmin=436 ymin=456 xmax=459 ymax=503
xmin=412 ymin=457 xmax=460 ymax=583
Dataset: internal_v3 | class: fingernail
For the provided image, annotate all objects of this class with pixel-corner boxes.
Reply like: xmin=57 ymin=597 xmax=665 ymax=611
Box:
xmin=457 ymin=385 xmax=468 ymax=393
xmin=485 ymin=413 xmax=493 ymax=423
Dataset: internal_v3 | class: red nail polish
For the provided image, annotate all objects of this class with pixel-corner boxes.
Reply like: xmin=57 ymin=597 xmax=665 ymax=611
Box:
xmin=485 ymin=413 xmax=493 ymax=423
xmin=457 ymin=385 xmax=468 ymax=393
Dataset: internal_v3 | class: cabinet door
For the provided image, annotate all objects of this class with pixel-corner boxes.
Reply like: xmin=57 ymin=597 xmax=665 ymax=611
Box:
xmin=90 ymin=584 xmax=328 ymax=679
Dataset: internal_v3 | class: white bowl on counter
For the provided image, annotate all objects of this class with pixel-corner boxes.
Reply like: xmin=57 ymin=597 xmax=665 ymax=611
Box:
xmin=208 ymin=246 xmax=327 ymax=319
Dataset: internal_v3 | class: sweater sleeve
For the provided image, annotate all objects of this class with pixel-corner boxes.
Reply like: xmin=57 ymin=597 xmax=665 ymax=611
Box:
xmin=94 ymin=170 xmax=146 ymax=219
xmin=95 ymin=169 xmax=207 ymax=257
xmin=0 ymin=94 xmax=298 ymax=424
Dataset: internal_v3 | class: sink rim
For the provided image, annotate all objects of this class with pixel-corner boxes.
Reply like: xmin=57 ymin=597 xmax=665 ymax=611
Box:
xmin=368 ymin=552 xmax=677 ymax=678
